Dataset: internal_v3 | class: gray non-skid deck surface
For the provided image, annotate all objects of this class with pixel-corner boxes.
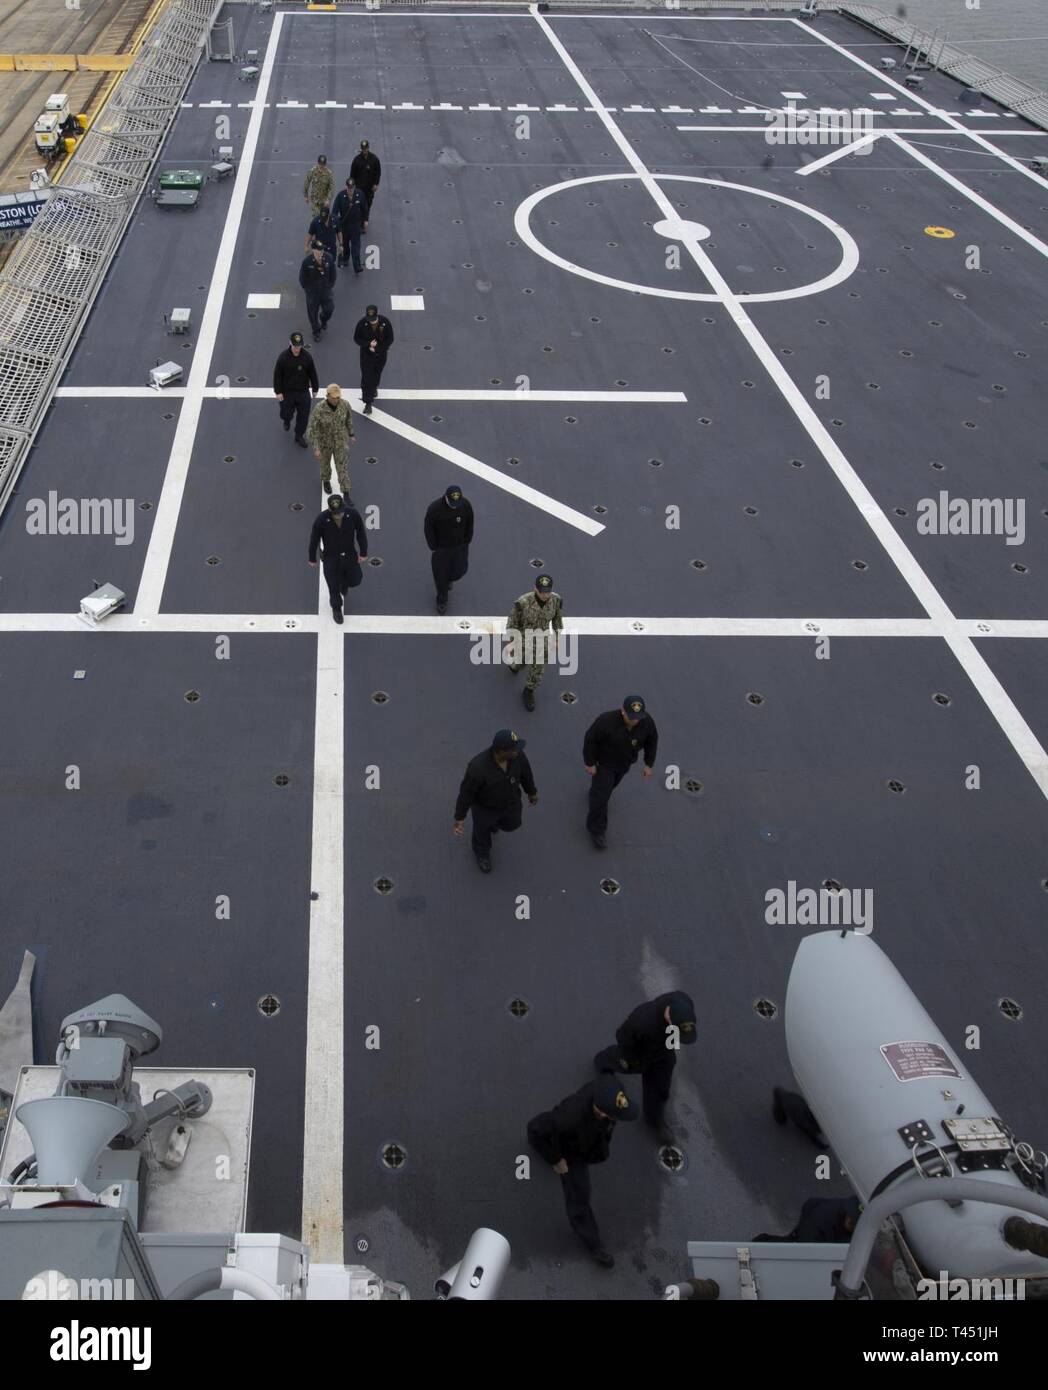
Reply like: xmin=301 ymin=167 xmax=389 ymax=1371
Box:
xmin=1 ymin=6 xmax=1047 ymax=1299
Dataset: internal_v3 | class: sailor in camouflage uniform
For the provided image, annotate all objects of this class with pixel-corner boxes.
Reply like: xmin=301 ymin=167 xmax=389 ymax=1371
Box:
xmin=303 ymin=154 xmax=334 ymax=217
xmin=504 ymin=573 xmax=564 ymax=711
xmin=305 ymin=383 xmax=356 ymax=496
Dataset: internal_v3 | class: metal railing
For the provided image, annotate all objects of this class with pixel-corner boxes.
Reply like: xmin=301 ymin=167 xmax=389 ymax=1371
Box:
xmin=836 ymin=2 xmax=1048 ymax=133
xmin=0 ymin=0 xmax=217 ymax=514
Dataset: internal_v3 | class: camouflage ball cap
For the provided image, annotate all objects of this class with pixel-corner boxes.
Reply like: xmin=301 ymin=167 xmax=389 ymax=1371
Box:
xmin=593 ymin=1074 xmax=638 ymax=1121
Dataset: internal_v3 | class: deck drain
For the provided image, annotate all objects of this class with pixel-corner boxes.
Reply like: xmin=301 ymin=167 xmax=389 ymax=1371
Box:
xmin=368 ymin=556 xmax=382 ymax=567
xmin=224 ymin=455 xmax=235 ymax=463
xmin=565 ymin=416 xmax=577 ymax=424
xmin=658 ymin=1145 xmax=687 ymax=1174
xmin=593 ymin=505 xmax=607 ymax=515
xmin=236 ymin=376 xmax=247 ymax=384
xmin=744 ymin=506 xmax=758 ymax=516
xmin=900 ymin=349 xmax=913 ymax=358
xmin=273 ymin=774 xmax=289 ymax=787
xmin=684 ymin=779 xmax=703 ymax=795
xmin=998 ymin=998 xmax=1022 ymax=1021
xmin=542 ymin=345 xmax=554 ymax=353
xmin=852 ymin=560 xmax=868 ymax=570
xmin=431 ymin=415 xmax=442 ymax=423
xmin=381 ymin=1143 xmax=406 ymax=1170
xmin=754 ymin=998 xmax=778 ymax=1021
xmin=823 ymin=879 xmax=841 ymax=893
xmin=887 ymin=779 xmax=906 ymax=794
xmin=690 ymin=560 xmax=707 ymax=570
xmin=649 ymin=458 xmax=662 ymax=468
xmin=206 ymin=556 xmax=220 ymax=566
xmin=290 ymin=502 xmax=304 ymax=512
xmin=530 ymin=558 xmax=544 ymax=568
xmin=508 ymin=997 xmax=530 ymax=1019
xmin=371 ymin=691 xmax=389 ymax=704
xmin=747 ymin=692 xmax=764 ymax=705
xmin=373 ymin=877 xmax=393 ymax=894
xmin=560 ymin=691 xmax=577 ymax=704
xmin=599 ymin=878 xmax=621 ymax=896
xmin=933 ymin=692 xmax=951 ymax=706
xmin=366 ymin=456 xmax=377 ymax=465
xmin=184 ymin=690 xmax=200 ymax=703
xmin=507 ymin=457 xmax=520 ymax=467
xmin=257 ymin=995 xmax=280 ymax=1018
xmin=894 ymin=508 xmax=907 ymax=516
xmin=139 ymin=501 xmax=152 ymax=511
xmin=698 ymin=417 xmax=711 ymax=426
xmin=1012 ymin=563 xmax=1028 ymax=574
xmin=930 ymin=461 xmax=945 ymax=471
xmin=790 ymin=459 xmax=804 ymax=468
xmin=741 ymin=380 xmax=755 ymax=388
xmin=163 ymin=412 xmax=174 ymax=420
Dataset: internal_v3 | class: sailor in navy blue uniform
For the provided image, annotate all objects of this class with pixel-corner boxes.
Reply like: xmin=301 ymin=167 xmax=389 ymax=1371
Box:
xmin=582 ymin=694 xmax=659 ymax=848
xmin=299 ymin=241 xmax=337 ymax=339
xmin=526 ymin=1074 xmax=639 ymax=1268
xmin=453 ymin=729 xmax=536 ymax=872
xmin=308 ymin=493 xmax=366 ymax=625
xmin=424 ymin=484 xmax=473 ymax=614
xmin=593 ymin=991 xmax=697 ymax=1145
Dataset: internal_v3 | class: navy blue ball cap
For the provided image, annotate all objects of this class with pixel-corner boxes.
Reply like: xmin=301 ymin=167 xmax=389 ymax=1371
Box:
xmin=445 ymin=484 xmax=463 ymax=506
xmin=593 ymin=1074 xmax=638 ymax=1121
xmin=535 ymin=574 xmax=553 ymax=593
xmin=667 ymin=991 xmax=697 ymax=1042
xmin=492 ymin=728 xmax=526 ymax=753
xmin=290 ymin=331 xmax=304 ymax=347
xmin=317 ymin=154 xmax=327 ymax=165
xmin=327 ymin=494 xmax=343 ymax=511
xmin=623 ymin=695 xmax=645 ymax=718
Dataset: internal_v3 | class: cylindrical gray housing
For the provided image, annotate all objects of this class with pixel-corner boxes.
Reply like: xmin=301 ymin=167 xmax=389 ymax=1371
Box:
xmin=785 ymin=930 xmax=1048 ymax=1280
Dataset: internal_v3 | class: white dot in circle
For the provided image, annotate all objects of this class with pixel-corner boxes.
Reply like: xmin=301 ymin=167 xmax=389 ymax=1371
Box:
xmin=653 ymin=217 xmax=710 ymax=242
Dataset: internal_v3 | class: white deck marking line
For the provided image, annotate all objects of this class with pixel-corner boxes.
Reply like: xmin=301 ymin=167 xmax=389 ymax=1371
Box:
xmin=56 ymin=387 xmax=689 ymax=403
xmin=4 ymin=614 xmax=1048 ymax=639
xmin=792 ymin=17 xmax=1048 ymax=189
xmin=796 ymin=132 xmax=882 ymax=175
xmin=366 ymin=405 xmax=604 ymax=536
xmin=532 ymin=5 xmax=1048 ymax=802
xmin=135 ymin=10 xmax=285 ymax=618
xmin=887 ymin=134 xmax=1048 ymax=261
xmin=303 ymin=566 xmax=345 ymax=1265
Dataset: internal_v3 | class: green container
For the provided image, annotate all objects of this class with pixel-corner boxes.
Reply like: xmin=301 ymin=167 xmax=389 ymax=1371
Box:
xmin=158 ymin=169 xmax=204 ymax=191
